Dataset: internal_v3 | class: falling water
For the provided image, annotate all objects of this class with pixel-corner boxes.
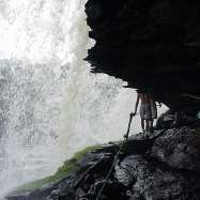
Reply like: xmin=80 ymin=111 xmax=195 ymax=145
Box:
xmin=0 ymin=0 xmax=166 ymax=199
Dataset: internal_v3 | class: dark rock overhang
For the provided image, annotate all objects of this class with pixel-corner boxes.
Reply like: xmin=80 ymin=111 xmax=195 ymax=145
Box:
xmin=85 ymin=0 xmax=200 ymax=110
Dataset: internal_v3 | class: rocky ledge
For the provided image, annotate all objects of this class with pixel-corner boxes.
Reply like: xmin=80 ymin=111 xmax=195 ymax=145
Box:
xmin=6 ymin=110 xmax=200 ymax=200
xmin=85 ymin=0 xmax=200 ymax=109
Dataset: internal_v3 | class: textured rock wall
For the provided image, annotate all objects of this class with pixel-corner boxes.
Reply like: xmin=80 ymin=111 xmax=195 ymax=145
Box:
xmin=85 ymin=0 xmax=200 ymax=109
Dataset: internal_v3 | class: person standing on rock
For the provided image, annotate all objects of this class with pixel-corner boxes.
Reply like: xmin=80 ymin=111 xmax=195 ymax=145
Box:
xmin=148 ymin=91 xmax=161 ymax=133
xmin=131 ymin=89 xmax=160 ymax=136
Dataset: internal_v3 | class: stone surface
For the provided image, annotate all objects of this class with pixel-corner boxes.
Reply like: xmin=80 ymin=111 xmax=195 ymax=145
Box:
xmin=115 ymin=154 xmax=200 ymax=200
xmin=151 ymin=126 xmax=200 ymax=171
xmin=85 ymin=0 xmax=200 ymax=109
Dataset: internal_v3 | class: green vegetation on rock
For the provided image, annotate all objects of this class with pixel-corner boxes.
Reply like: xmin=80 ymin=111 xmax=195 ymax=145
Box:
xmin=18 ymin=145 xmax=100 ymax=191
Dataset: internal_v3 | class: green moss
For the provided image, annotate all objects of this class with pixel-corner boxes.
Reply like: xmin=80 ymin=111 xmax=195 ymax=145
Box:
xmin=18 ymin=145 xmax=100 ymax=191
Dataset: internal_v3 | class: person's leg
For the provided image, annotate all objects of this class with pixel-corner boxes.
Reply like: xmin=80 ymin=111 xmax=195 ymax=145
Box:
xmin=146 ymin=120 xmax=150 ymax=134
xmin=150 ymin=104 xmax=157 ymax=133
xmin=141 ymin=118 xmax=145 ymax=134
xmin=171 ymin=111 xmax=179 ymax=127
xmin=150 ymin=119 xmax=154 ymax=133
xmin=175 ymin=112 xmax=179 ymax=125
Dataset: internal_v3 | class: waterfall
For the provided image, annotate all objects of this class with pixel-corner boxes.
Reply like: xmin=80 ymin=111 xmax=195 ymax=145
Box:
xmin=0 ymin=0 xmax=167 ymax=199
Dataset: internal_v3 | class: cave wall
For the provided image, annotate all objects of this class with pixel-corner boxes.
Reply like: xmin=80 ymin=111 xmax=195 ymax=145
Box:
xmin=85 ymin=0 xmax=200 ymax=110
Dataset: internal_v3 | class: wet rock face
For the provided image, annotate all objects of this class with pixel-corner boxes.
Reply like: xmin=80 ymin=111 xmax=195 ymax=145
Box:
xmin=114 ymin=126 xmax=200 ymax=199
xmin=115 ymin=155 xmax=186 ymax=200
xmin=151 ymin=126 xmax=200 ymax=170
xmin=85 ymin=0 xmax=200 ymax=108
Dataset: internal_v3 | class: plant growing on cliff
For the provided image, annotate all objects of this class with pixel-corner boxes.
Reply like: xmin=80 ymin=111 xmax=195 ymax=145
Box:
xmin=17 ymin=145 xmax=100 ymax=191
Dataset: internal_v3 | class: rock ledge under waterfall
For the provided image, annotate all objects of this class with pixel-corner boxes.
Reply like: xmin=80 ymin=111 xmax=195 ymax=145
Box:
xmin=6 ymin=110 xmax=200 ymax=200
